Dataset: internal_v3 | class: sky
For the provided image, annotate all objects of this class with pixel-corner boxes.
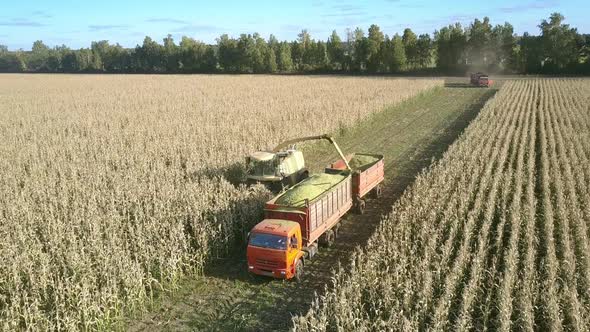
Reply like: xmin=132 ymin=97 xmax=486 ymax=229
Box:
xmin=0 ymin=0 xmax=588 ymax=51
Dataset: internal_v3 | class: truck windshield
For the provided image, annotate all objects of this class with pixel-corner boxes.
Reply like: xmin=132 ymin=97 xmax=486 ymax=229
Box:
xmin=249 ymin=233 xmax=287 ymax=250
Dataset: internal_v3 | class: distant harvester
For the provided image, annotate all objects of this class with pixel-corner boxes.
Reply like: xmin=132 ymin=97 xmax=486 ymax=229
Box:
xmin=470 ymin=72 xmax=494 ymax=87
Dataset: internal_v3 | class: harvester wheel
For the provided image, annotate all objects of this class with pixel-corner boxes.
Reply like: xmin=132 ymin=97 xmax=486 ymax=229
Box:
xmin=372 ymin=184 xmax=383 ymax=199
xmin=294 ymin=260 xmax=304 ymax=281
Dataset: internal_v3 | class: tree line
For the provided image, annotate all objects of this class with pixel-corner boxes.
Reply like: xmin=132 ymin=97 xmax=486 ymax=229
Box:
xmin=1 ymin=13 xmax=588 ymax=75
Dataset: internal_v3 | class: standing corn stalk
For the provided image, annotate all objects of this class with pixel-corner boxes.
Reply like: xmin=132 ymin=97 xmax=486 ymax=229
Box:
xmin=293 ymin=79 xmax=590 ymax=331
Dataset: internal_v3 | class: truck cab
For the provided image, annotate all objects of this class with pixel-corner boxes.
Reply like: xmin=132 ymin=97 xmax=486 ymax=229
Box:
xmin=247 ymin=219 xmax=305 ymax=280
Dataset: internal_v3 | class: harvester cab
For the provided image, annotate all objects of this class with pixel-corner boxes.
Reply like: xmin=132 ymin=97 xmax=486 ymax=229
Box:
xmin=245 ymin=134 xmax=350 ymax=191
xmin=246 ymin=148 xmax=306 ymax=190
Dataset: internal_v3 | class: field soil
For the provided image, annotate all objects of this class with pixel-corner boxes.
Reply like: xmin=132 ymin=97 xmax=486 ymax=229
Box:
xmin=125 ymin=83 xmax=499 ymax=331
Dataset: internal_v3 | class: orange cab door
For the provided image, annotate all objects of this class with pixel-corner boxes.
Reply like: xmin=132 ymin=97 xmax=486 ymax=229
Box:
xmin=286 ymin=234 xmax=298 ymax=271
xmin=286 ymin=230 xmax=302 ymax=277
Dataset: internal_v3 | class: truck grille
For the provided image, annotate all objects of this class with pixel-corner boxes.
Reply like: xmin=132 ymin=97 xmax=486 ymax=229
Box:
xmin=256 ymin=259 xmax=280 ymax=268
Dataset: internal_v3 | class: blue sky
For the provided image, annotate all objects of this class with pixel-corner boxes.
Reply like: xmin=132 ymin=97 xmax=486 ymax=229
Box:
xmin=0 ymin=0 xmax=588 ymax=50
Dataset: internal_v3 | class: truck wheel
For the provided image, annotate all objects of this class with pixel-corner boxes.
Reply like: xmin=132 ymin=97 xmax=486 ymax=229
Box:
xmin=320 ymin=229 xmax=335 ymax=247
xmin=333 ymin=223 xmax=341 ymax=239
xmin=326 ymin=230 xmax=335 ymax=247
xmin=355 ymin=199 xmax=366 ymax=215
xmin=303 ymin=243 xmax=318 ymax=260
xmin=294 ymin=260 xmax=304 ymax=281
xmin=372 ymin=184 xmax=383 ymax=199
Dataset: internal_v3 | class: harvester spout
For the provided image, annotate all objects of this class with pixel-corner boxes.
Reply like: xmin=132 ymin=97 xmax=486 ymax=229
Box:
xmin=325 ymin=136 xmax=352 ymax=172
xmin=272 ymin=134 xmax=351 ymax=172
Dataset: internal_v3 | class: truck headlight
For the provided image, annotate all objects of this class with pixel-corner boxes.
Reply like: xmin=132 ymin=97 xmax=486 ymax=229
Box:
xmin=280 ymin=271 xmax=286 ymax=275
xmin=248 ymin=265 xmax=254 ymax=270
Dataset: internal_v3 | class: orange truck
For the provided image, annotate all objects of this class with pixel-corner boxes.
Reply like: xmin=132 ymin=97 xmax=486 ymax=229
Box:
xmin=246 ymin=153 xmax=384 ymax=280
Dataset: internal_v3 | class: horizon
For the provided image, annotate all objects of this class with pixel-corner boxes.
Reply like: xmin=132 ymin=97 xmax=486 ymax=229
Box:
xmin=1 ymin=0 xmax=589 ymax=51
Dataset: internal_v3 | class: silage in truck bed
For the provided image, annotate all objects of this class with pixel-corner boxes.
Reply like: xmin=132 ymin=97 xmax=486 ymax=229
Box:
xmin=275 ymin=173 xmax=347 ymax=207
xmin=349 ymin=154 xmax=379 ymax=171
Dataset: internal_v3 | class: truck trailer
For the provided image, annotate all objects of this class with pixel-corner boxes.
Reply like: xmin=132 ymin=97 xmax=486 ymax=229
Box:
xmin=246 ymin=153 xmax=384 ymax=280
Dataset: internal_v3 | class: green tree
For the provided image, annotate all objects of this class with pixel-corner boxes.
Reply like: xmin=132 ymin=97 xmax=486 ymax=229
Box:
xmin=326 ymin=30 xmax=344 ymax=70
xmin=162 ymin=34 xmax=179 ymax=72
xmin=15 ymin=51 xmax=27 ymax=71
xmin=107 ymin=44 xmax=131 ymax=72
xmin=265 ymin=46 xmax=278 ymax=73
xmin=517 ymin=33 xmax=543 ymax=73
xmin=136 ymin=36 xmax=164 ymax=72
xmin=217 ymin=34 xmax=239 ymax=72
xmin=435 ymin=23 xmax=466 ymax=71
xmin=268 ymin=34 xmax=280 ymax=68
xmin=61 ymin=51 xmax=79 ymax=72
xmin=490 ymin=23 xmax=517 ymax=71
xmin=268 ymin=34 xmax=279 ymax=55
xmin=298 ymin=30 xmax=311 ymax=49
xmin=402 ymin=28 xmax=418 ymax=69
xmin=2 ymin=48 xmax=24 ymax=72
xmin=581 ymin=34 xmax=590 ymax=70
xmin=466 ymin=17 xmax=492 ymax=67
xmin=203 ymin=46 xmax=217 ymax=72
xmin=312 ymin=41 xmax=328 ymax=70
xmin=7 ymin=12 xmax=587 ymax=75
xmin=236 ymin=34 xmax=255 ymax=72
xmin=539 ymin=13 xmax=579 ymax=71
xmin=388 ymin=34 xmax=407 ymax=71
xmin=76 ymin=48 xmax=94 ymax=71
xmin=90 ymin=40 xmax=112 ymax=71
xmin=27 ymin=40 xmax=50 ymax=71
xmin=0 ymin=52 xmax=25 ymax=72
xmin=179 ymin=36 xmax=215 ymax=72
xmin=298 ymin=30 xmax=315 ymax=70
xmin=343 ymin=28 xmax=355 ymax=71
xmin=367 ymin=24 xmax=384 ymax=72
xmin=251 ymin=33 xmax=266 ymax=73
xmin=352 ymin=27 xmax=368 ymax=71
xmin=277 ymin=42 xmax=293 ymax=72
xmin=291 ymin=41 xmax=303 ymax=70
xmin=416 ymin=34 xmax=433 ymax=68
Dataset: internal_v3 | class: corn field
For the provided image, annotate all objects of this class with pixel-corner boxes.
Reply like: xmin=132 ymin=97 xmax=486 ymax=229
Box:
xmin=293 ymin=79 xmax=590 ymax=331
xmin=0 ymin=74 xmax=441 ymax=330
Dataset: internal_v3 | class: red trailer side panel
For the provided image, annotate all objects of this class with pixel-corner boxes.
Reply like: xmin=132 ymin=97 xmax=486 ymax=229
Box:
xmin=307 ymin=177 xmax=352 ymax=244
xmin=265 ymin=175 xmax=352 ymax=246
xmin=326 ymin=154 xmax=384 ymax=199
xmin=354 ymin=157 xmax=384 ymax=198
